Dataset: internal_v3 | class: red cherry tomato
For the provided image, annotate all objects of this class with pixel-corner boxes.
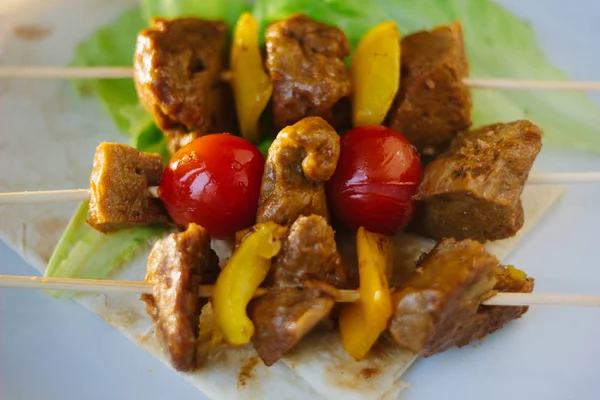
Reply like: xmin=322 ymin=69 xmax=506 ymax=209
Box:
xmin=158 ymin=134 xmax=265 ymax=239
xmin=326 ymin=126 xmax=421 ymax=235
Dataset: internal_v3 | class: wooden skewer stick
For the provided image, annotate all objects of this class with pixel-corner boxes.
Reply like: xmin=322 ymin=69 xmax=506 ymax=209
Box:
xmin=0 ymin=67 xmax=232 ymax=82
xmin=527 ymin=172 xmax=600 ymax=185
xmin=0 ymin=187 xmax=158 ymax=205
xmin=483 ymin=292 xmax=600 ymax=307
xmin=0 ymin=67 xmax=134 ymax=79
xmin=0 ymin=275 xmax=358 ymax=302
xmin=0 ymin=189 xmax=93 ymax=204
xmin=1 ymin=172 xmax=599 ymax=206
xmin=1 ymin=66 xmax=600 ymax=92
xmin=463 ymin=78 xmax=600 ymax=91
xmin=1 ymin=275 xmax=599 ymax=307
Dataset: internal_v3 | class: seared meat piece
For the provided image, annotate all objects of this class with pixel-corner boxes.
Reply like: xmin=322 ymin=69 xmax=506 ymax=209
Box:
xmin=250 ymin=215 xmax=346 ymax=365
xmin=265 ymin=14 xmax=351 ymax=129
xmin=270 ymin=215 xmax=346 ymax=288
xmin=389 ymin=238 xmax=533 ymax=356
xmin=256 ymin=117 xmax=340 ymax=225
xmin=412 ymin=120 xmax=542 ymax=242
xmin=249 ymin=282 xmax=339 ymax=366
xmin=142 ymin=223 xmax=215 ymax=372
xmin=88 ymin=142 xmax=169 ymax=233
xmin=134 ymin=18 xmax=232 ymax=154
xmin=386 ymin=22 xmax=471 ymax=155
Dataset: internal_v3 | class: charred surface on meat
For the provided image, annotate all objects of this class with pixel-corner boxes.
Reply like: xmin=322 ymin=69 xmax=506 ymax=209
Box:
xmin=134 ymin=18 xmax=233 ymax=154
xmin=389 ymin=238 xmax=533 ymax=356
xmin=413 ymin=120 xmax=542 ymax=242
xmin=249 ymin=282 xmax=339 ymax=366
xmin=142 ymin=223 xmax=215 ymax=372
xmin=266 ymin=14 xmax=351 ymax=129
xmin=88 ymin=143 xmax=170 ymax=233
xmin=256 ymin=117 xmax=340 ymax=225
xmin=386 ymin=21 xmax=471 ymax=155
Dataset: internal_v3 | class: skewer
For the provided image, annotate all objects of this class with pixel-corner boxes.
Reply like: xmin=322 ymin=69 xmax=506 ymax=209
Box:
xmin=526 ymin=172 xmax=600 ymax=185
xmin=483 ymin=293 xmax=600 ymax=307
xmin=462 ymin=78 xmax=600 ymax=91
xmin=0 ymin=67 xmax=134 ymax=79
xmin=0 ymin=189 xmax=93 ymax=204
xmin=1 ymin=274 xmax=597 ymax=307
xmin=1 ymin=66 xmax=600 ymax=91
xmin=1 ymin=172 xmax=598 ymax=206
xmin=0 ymin=275 xmax=357 ymax=302
xmin=0 ymin=187 xmax=158 ymax=205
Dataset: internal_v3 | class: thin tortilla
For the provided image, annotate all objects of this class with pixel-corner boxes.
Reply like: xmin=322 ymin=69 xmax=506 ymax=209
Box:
xmin=0 ymin=0 xmax=566 ymax=398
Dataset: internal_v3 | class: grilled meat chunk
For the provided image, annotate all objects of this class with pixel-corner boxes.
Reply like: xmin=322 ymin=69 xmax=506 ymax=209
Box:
xmin=249 ymin=282 xmax=338 ymax=366
xmin=250 ymin=215 xmax=346 ymax=365
xmin=142 ymin=223 xmax=217 ymax=372
xmin=389 ymin=238 xmax=533 ymax=356
xmin=256 ymin=117 xmax=340 ymax=225
xmin=134 ymin=17 xmax=232 ymax=154
xmin=386 ymin=22 xmax=471 ymax=155
xmin=412 ymin=120 xmax=542 ymax=242
xmin=271 ymin=215 xmax=347 ymax=288
xmin=88 ymin=142 xmax=169 ymax=233
xmin=266 ymin=14 xmax=351 ymax=129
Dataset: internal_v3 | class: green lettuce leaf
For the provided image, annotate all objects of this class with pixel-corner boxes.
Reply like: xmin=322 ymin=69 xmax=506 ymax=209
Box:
xmin=44 ymin=202 xmax=168 ymax=299
xmin=70 ymin=6 xmax=171 ymax=158
xmin=71 ymin=8 xmax=147 ymax=133
xmin=252 ymin=0 xmax=389 ymax=48
xmin=142 ymin=0 xmax=250 ymax=28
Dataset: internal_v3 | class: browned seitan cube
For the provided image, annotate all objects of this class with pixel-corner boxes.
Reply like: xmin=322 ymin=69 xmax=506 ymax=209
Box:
xmin=269 ymin=214 xmax=346 ymax=289
xmin=248 ymin=215 xmax=346 ymax=366
xmin=386 ymin=21 xmax=471 ymax=155
xmin=88 ymin=142 xmax=170 ymax=233
xmin=249 ymin=281 xmax=338 ymax=366
xmin=389 ymin=238 xmax=533 ymax=357
xmin=142 ymin=223 xmax=218 ymax=372
xmin=412 ymin=120 xmax=542 ymax=242
xmin=134 ymin=18 xmax=233 ymax=154
xmin=265 ymin=14 xmax=351 ymax=130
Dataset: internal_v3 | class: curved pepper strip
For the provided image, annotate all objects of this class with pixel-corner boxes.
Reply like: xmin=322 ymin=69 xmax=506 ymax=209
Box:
xmin=212 ymin=222 xmax=284 ymax=346
xmin=230 ymin=12 xmax=273 ymax=143
xmin=339 ymin=227 xmax=394 ymax=360
xmin=350 ymin=21 xmax=401 ymax=127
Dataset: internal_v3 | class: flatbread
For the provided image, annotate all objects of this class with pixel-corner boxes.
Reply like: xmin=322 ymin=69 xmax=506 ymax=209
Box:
xmin=0 ymin=0 xmax=566 ymax=398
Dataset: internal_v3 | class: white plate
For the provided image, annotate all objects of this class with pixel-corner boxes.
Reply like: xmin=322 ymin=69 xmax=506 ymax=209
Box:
xmin=1 ymin=1 xmax=600 ymax=399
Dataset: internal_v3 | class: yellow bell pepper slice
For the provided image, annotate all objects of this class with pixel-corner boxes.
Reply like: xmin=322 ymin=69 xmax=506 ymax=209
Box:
xmin=212 ymin=222 xmax=284 ymax=346
xmin=350 ymin=21 xmax=401 ymax=127
xmin=339 ymin=227 xmax=394 ymax=360
xmin=230 ymin=12 xmax=273 ymax=143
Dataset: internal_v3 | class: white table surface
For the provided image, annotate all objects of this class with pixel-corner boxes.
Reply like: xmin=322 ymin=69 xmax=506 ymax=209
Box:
xmin=2 ymin=1 xmax=600 ymax=399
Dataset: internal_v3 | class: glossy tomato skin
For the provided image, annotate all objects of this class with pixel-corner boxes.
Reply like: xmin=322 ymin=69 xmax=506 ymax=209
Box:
xmin=326 ymin=126 xmax=422 ymax=235
xmin=158 ymin=134 xmax=265 ymax=239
